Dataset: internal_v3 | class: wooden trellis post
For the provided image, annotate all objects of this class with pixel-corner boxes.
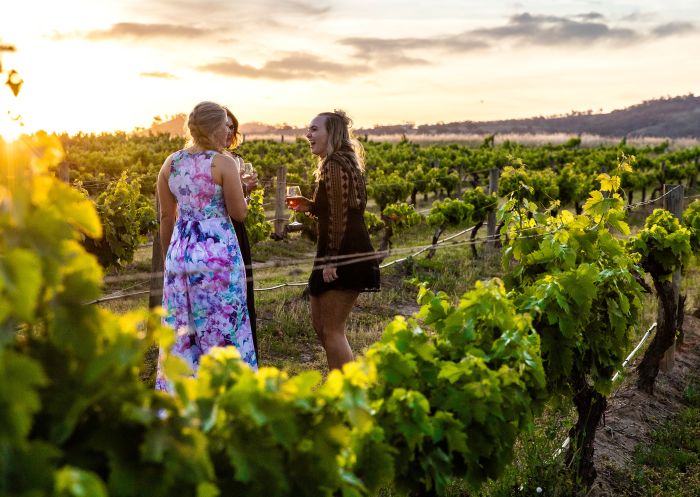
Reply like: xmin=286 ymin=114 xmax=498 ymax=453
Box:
xmin=659 ymin=183 xmax=684 ymax=371
xmin=487 ymin=168 xmax=499 ymax=247
xmin=58 ymin=162 xmax=70 ymax=183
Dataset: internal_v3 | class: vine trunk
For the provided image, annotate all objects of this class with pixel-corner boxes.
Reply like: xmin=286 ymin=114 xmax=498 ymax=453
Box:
xmin=565 ymin=374 xmax=607 ymax=489
xmin=637 ymin=278 xmax=678 ymax=394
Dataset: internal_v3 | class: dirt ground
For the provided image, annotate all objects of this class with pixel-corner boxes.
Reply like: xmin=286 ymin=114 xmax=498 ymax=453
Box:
xmin=588 ymin=313 xmax=700 ymax=496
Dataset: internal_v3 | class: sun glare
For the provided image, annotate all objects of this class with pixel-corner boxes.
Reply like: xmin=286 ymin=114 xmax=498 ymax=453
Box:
xmin=0 ymin=86 xmax=25 ymax=141
xmin=0 ymin=111 xmax=24 ymax=143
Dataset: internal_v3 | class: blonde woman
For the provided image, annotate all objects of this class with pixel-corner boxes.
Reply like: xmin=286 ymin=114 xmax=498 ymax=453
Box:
xmin=288 ymin=110 xmax=380 ymax=369
xmin=155 ymin=101 xmax=257 ymax=391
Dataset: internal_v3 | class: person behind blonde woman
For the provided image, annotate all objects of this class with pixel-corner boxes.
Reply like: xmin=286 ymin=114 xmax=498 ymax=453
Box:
xmin=222 ymin=105 xmax=260 ymax=361
xmin=155 ymin=101 xmax=257 ymax=391
xmin=288 ymin=110 xmax=380 ymax=369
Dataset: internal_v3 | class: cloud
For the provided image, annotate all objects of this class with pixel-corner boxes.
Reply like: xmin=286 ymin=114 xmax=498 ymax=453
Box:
xmin=48 ymin=31 xmax=80 ymax=41
xmin=129 ymin=0 xmax=330 ymax=26
xmin=85 ymin=23 xmax=211 ymax=40
xmin=339 ymin=11 xmax=698 ymax=66
xmin=281 ymin=0 xmax=331 ymax=15
xmin=140 ymin=71 xmax=178 ymax=79
xmin=340 ymin=37 xmax=426 ymax=53
xmin=199 ymin=52 xmax=365 ymax=80
xmin=339 ymin=37 xmax=433 ymax=66
xmin=574 ymin=12 xmax=606 ymax=21
xmin=471 ymin=12 xmax=640 ymax=45
xmin=651 ymin=22 xmax=696 ymax=37
xmin=339 ymin=36 xmax=487 ymax=67
xmin=620 ymin=11 xmax=656 ymax=22
xmin=192 ymin=10 xmax=698 ymax=82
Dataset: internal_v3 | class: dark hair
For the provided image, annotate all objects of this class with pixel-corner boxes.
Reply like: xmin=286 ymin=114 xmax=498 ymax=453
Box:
xmin=223 ymin=106 xmax=241 ymax=149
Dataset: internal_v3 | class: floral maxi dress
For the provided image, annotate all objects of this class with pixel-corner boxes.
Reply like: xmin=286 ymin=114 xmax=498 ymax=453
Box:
xmin=156 ymin=150 xmax=257 ymax=392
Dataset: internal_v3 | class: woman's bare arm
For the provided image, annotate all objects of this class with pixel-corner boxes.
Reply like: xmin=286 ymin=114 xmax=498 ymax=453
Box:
xmin=214 ymin=153 xmax=248 ymax=222
xmin=157 ymin=154 xmax=177 ymax=261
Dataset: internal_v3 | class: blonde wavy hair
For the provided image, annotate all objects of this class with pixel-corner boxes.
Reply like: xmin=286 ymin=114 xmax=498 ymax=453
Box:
xmin=184 ymin=101 xmax=227 ymax=152
xmin=314 ymin=110 xmax=365 ymax=179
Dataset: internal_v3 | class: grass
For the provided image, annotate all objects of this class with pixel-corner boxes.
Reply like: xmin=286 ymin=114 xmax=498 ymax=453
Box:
xmin=682 ymin=255 xmax=700 ymax=314
xmin=606 ymin=381 xmax=700 ymax=497
xmin=249 ymin=234 xmax=316 ymax=263
xmin=251 ymin=219 xmax=503 ymax=376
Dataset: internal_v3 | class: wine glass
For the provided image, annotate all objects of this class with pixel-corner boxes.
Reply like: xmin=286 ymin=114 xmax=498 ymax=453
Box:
xmin=286 ymin=185 xmax=302 ymax=209
xmin=242 ymin=162 xmax=254 ymax=180
xmin=238 ymin=162 xmax=255 ymax=200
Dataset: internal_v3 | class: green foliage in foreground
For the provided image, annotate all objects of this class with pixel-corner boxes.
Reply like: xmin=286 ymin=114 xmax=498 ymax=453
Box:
xmin=367 ymin=281 xmax=547 ymax=495
xmin=1 ymin=135 xmax=547 ymax=496
xmin=1 ymin=136 xmax=213 ymax=497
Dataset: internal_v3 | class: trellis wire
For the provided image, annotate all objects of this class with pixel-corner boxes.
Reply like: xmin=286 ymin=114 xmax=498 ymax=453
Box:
xmin=86 ymin=185 xmax=681 ymax=303
xmin=552 ymin=321 xmax=658 ymax=459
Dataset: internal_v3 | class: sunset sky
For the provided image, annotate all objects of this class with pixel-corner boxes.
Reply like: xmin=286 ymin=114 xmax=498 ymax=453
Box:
xmin=1 ymin=0 xmax=699 ymax=137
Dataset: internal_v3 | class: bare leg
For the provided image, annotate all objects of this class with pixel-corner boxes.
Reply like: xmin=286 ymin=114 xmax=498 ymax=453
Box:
xmin=310 ymin=290 xmax=359 ymax=370
xmin=310 ymin=294 xmax=325 ymax=347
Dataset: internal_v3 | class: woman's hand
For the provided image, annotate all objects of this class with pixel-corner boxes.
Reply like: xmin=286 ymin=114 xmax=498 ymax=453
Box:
xmin=240 ymin=170 xmax=258 ymax=191
xmin=287 ymin=196 xmax=312 ymax=212
xmin=322 ymin=265 xmax=338 ymax=283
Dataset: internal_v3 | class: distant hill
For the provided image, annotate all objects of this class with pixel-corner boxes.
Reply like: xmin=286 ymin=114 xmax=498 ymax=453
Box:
xmin=363 ymin=94 xmax=700 ymax=139
xmin=146 ymin=94 xmax=700 ymax=139
xmin=146 ymin=115 xmax=301 ymax=137
xmin=147 ymin=114 xmax=186 ymax=136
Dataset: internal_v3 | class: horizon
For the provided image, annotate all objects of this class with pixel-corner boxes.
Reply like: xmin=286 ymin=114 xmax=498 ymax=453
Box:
xmin=1 ymin=1 xmax=699 ymax=138
xmin=149 ymin=92 xmax=696 ymax=135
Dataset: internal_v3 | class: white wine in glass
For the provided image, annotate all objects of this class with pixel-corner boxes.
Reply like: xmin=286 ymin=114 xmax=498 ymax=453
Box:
xmin=285 ymin=185 xmax=303 ymax=209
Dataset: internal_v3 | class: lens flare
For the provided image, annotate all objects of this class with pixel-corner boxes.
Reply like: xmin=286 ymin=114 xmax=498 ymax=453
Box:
xmin=0 ymin=110 xmax=24 ymax=142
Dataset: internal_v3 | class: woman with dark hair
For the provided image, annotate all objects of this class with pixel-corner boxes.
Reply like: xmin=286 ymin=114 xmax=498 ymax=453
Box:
xmin=288 ymin=110 xmax=380 ymax=369
xmin=222 ymin=106 xmax=260 ymax=361
xmin=155 ymin=101 xmax=257 ymax=391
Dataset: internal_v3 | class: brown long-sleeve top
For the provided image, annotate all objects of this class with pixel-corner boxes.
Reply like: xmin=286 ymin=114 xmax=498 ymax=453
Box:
xmin=310 ymin=152 xmax=367 ymax=258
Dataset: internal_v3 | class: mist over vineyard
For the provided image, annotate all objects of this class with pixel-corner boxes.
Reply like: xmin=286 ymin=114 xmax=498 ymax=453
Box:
xmin=145 ymin=94 xmax=700 ymax=140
